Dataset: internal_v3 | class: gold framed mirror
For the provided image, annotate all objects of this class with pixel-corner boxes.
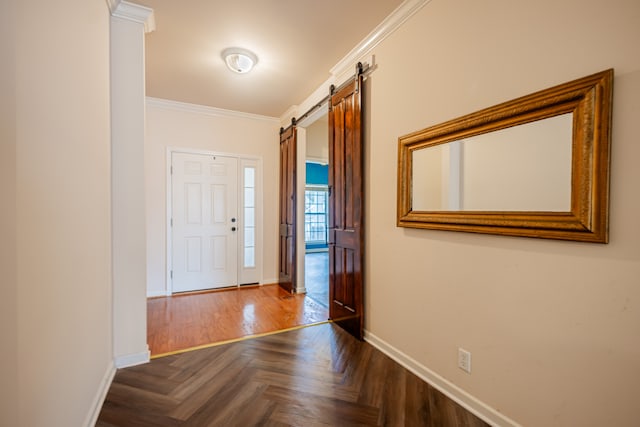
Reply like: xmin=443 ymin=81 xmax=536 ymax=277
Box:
xmin=397 ymin=69 xmax=613 ymax=243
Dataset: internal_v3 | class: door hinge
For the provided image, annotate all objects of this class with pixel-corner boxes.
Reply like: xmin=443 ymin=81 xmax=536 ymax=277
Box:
xmin=170 ymin=165 xmax=173 ymax=175
xmin=170 ymin=218 xmax=173 ymax=227
xmin=170 ymin=270 xmax=173 ymax=279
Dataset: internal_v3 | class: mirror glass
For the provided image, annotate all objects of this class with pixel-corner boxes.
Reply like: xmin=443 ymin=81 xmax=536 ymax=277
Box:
xmin=412 ymin=113 xmax=573 ymax=212
xmin=397 ymin=69 xmax=613 ymax=243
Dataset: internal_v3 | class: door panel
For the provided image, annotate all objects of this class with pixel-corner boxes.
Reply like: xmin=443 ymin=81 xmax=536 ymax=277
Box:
xmin=172 ymin=152 xmax=238 ymax=292
xmin=328 ymin=71 xmax=364 ymax=339
xmin=279 ymin=126 xmax=296 ymax=293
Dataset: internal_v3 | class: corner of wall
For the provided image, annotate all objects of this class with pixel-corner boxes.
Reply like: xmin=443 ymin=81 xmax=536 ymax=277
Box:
xmin=0 ymin=1 xmax=18 ymax=424
xmin=114 ymin=346 xmax=151 ymax=369
xmin=83 ymin=360 xmax=116 ymax=427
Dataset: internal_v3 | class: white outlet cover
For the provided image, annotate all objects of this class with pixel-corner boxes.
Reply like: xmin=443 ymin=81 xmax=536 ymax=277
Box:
xmin=458 ymin=348 xmax=472 ymax=373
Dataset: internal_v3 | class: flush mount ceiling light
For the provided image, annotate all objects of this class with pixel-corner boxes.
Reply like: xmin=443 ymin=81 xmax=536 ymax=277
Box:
xmin=221 ymin=47 xmax=258 ymax=74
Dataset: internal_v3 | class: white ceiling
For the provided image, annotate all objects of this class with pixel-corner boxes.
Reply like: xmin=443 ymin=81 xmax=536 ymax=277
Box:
xmin=138 ymin=0 xmax=404 ymax=117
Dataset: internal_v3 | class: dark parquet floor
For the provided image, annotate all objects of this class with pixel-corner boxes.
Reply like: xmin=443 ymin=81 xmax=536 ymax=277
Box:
xmin=97 ymin=323 xmax=489 ymax=427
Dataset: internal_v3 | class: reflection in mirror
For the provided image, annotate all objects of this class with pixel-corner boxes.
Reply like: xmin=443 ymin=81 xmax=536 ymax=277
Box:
xmin=412 ymin=113 xmax=573 ymax=211
xmin=397 ymin=69 xmax=613 ymax=243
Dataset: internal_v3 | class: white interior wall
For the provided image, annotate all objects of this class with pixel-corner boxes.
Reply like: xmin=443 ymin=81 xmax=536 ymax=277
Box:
xmin=13 ymin=1 xmax=114 ymax=426
xmin=305 ymin=115 xmax=329 ymax=163
xmin=357 ymin=0 xmax=640 ymax=425
xmin=145 ymin=100 xmax=281 ymax=296
xmin=297 ymin=114 xmax=328 ymax=292
xmin=462 ymin=113 xmax=573 ymax=211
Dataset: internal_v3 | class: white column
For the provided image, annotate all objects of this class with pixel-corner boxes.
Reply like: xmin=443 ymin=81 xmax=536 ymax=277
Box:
xmin=444 ymin=140 xmax=463 ymax=210
xmin=110 ymin=1 xmax=155 ymax=368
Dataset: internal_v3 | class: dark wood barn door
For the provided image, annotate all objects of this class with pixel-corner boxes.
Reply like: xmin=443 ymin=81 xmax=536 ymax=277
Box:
xmin=328 ymin=71 xmax=365 ymax=339
xmin=278 ymin=126 xmax=297 ymax=293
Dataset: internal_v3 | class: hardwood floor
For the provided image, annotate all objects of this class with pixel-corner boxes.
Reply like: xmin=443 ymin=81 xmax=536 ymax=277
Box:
xmin=148 ymin=284 xmax=329 ymax=356
xmin=305 ymin=252 xmax=329 ymax=308
xmin=98 ymin=323 xmax=489 ymax=427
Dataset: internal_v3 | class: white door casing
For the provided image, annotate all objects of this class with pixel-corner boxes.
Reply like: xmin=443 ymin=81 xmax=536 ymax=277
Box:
xmin=171 ymin=152 xmax=238 ymax=292
xmin=169 ymin=150 xmax=263 ymax=293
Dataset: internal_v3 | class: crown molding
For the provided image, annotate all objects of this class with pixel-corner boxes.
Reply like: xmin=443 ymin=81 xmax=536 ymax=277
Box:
xmin=281 ymin=0 xmax=431 ymax=118
xmin=330 ymin=0 xmax=431 ymax=79
xmin=146 ymin=97 xmax=280 ymax=123
xmin=110 ymin=0 xmax=156 ymax=33
xmin=106 ymin=0 xmax=121 ymax=13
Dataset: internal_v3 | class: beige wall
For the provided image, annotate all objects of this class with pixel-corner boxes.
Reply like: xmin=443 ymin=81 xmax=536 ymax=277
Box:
xmin=0 ymin=0 xmax=18 ymax=425
xmin=360 ymin=0 xmax=640 ymax=425
xmin=12 ymin=0 xmax=113 ymax=426
xmin=145 ymin=101 xmax=281 ymax=295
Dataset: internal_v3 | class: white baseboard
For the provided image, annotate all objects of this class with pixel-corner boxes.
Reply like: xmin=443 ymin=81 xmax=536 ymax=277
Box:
xmin=147 ymin=289 xmax=170 ymax=298
xmin=83 ymin=360 xmax=116 ymax=427
xmin=364 ymin=331 xmax=521 ymax=427
xmin=114 ymin=347 xmax=150 ymax=368
xmin=261 ymin=278 xmax=279 ymax=285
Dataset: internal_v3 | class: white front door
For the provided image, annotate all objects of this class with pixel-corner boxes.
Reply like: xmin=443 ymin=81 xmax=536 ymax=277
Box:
xmin=171 ymin=152 xmax=238 ymax=292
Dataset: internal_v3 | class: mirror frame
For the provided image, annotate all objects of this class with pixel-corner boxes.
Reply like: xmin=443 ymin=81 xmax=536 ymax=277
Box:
xmin=397 ymin=69 xmax=613 ymax=243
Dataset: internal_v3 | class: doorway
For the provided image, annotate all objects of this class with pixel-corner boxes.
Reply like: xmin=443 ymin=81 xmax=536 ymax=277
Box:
xmin=151 ymin=148 xmax=328 ymax=357
xmin=302 ymin=114 xmax=330 ymax=308
xmin=278 ymin=68 xmax=366 ymax=340
xmin=168 ymin=150 xmax=262 ymax=293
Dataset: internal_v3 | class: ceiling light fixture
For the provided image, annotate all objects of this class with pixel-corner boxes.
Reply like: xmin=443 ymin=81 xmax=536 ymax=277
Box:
xmin=221 ymin=47 xmax=258 ymax=74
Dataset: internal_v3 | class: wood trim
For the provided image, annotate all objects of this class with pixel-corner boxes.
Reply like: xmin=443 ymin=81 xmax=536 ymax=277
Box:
xmin=278 ymin=126 xmax=297 ymax=292
xmin=328 ymin=70 xmax=365 ymax=340
xmin=397 ymin=69 xmax=613 ymax=243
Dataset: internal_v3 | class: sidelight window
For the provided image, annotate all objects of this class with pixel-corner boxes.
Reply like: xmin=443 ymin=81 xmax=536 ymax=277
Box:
xmin=243 ymin=166 xmax=256 ymax=268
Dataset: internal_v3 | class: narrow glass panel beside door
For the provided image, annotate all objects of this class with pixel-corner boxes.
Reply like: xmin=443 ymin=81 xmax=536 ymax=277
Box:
xmin=243 ymin=166 xmax=256 ymax=269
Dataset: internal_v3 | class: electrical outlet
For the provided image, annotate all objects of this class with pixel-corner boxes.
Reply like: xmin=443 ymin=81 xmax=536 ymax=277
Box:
xmin=458 ymin=348 xmax=471 ymax=373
